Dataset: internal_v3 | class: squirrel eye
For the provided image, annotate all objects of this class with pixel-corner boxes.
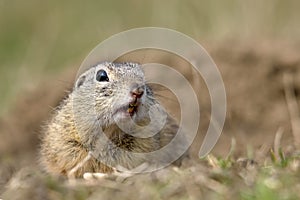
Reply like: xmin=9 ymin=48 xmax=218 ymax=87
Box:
xmin=96 ymin=69 xmax=109 ymax=82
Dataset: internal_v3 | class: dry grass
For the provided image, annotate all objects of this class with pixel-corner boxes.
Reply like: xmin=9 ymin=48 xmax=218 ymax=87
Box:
xmin=1 ymin=146 xmax=300 ymax=200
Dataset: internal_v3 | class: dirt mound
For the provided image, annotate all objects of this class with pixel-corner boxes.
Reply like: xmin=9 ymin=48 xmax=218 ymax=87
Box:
xmin=210 ymin=39 xmax=300 ymax=154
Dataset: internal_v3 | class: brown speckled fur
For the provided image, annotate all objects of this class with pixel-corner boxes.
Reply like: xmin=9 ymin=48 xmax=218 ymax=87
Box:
xmin=40 ymin=62 xmax=186 ymax=178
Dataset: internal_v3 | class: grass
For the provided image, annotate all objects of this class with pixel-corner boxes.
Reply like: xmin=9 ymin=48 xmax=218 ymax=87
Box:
xmin=2 ymin=147 xmax=300 ymax=200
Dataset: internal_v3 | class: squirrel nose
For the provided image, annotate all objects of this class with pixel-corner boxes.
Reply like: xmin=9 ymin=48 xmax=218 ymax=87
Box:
xmin=130 ymin=85 xmax=144 ymax=99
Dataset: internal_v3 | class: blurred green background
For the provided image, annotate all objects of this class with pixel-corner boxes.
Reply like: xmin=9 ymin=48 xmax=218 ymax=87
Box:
xmin=0 ymin=0 xmax=299 ymax=115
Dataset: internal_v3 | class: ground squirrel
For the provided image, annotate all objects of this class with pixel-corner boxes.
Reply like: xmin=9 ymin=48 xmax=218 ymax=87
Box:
xmin=40 ymin=62 xmax=187 ymax=178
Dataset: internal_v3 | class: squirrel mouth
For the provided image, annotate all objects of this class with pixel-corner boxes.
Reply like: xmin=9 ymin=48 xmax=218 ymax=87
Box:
xmin=113 ymin=101 xmax=140 ymax=118
xmin=127 ymin=102 xmax=139 ymax=117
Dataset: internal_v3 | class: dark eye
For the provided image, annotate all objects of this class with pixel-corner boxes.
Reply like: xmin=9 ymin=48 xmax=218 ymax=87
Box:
xmin=96 ymin=69 xmax=109 ymax=82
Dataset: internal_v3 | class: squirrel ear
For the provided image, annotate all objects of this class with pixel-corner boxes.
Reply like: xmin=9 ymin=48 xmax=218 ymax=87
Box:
xmin=76 ymin=75 xmax=86 ymax=88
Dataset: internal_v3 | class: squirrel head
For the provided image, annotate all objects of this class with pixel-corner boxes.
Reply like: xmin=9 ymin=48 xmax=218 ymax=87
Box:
xmin=72 ymin=62 xmax=155 ymax=128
